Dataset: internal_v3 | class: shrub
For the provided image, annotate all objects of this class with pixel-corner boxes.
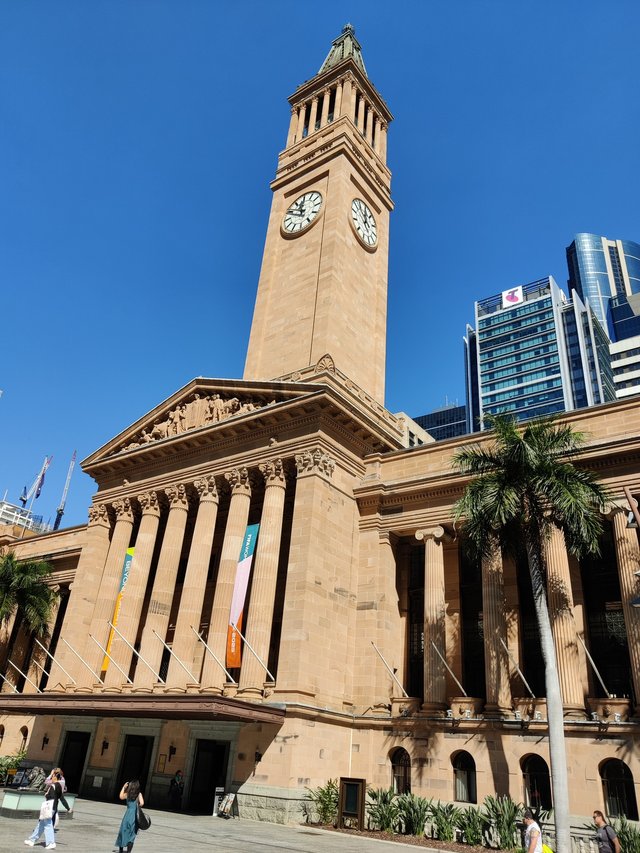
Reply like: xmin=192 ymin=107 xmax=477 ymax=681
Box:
xmin=367 ymin=787 xmax=400 ymax=833
xmin=0 ymin=750 xmax=26 ymax=785
xmin=397 ymin=792 xmax=431 ymax=836
xmin=483 ymin=794 xmax=522 ymax=850
xmin=430 ymin=800 xmax=463 ymax=842
xmin=458 ymin=805 xmax=489 ymax=846
xmin=304 ymin=778 xmax=338 ymax=825
xmin=613 ymin=815 xmax=640 ymax=853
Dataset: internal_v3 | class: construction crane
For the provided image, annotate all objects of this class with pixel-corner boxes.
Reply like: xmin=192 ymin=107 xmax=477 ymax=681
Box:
xmin=19 ymin=456 xmax=53 ymax=507
xmin=53 ymin=451 xmax=76 ymax=531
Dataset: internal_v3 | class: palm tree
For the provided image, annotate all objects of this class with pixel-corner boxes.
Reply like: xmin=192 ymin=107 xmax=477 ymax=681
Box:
xmin=452 ymin=414 xmax=610 ymax=853
xmin=0 ymin=550 xmax=58 ymax=637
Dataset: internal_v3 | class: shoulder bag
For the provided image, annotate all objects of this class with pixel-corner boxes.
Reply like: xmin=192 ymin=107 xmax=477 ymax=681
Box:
xmin=136 ymin=803 xmax=151 ymax=831
xmin=39 ymin=798 xmax=54 ymax=820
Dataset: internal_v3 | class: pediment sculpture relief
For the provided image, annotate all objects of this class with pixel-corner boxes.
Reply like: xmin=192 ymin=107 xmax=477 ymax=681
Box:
xmin=116 ymin=392 xmax=277 ymax=454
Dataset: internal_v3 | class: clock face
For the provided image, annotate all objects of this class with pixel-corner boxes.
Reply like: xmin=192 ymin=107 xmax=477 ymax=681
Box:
xmin=282 ymin=191 xmax=323 ymax=234
xmin=351 ymin=198 xmax=378 ymax=247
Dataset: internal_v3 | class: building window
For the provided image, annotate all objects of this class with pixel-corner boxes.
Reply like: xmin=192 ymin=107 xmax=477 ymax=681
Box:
xmin=601 ymin=759 xmax=638 ymax=820
xmin=452 ymin=751 xmax=477 ymax=803
xmin=391 ymin=748 xmax=411 ymax=794
xmin=19 ymin=726 xmax=28 ymax=751
xmin=522 ymin=754 xmax=552 ymax=812
xmin=0 ymin=724 xmax=4 ymax=748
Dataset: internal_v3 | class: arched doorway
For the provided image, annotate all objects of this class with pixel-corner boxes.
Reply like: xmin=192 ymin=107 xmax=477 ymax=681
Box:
xmin=452 ymin=751 xmax=477 ymax=803
xmin=522 ymin=754 xmax=552 ymax=812
xmin=600 ymin=759 xmax=638 ymax=820
xmin=391 ymin=747 xmax=411 ymax=794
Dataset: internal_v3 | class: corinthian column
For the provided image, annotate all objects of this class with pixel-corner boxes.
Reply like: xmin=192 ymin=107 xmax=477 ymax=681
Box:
xmin=200 ymin=467 xmax=252 ymax=692
xmin=544 ymin=522 xmax=585 ymax=715
xmin=416 ymin=526 xmax=451 ymax=713
xmin=610 ymin=507 xmax=640 ymax=713
xmin=80 ymin=498 xmax=135 ymax=687
xmin=238 ymin=459 xmax=286 ymax=697
xmin=308 ymin=97 xmax=319 ymax=135
xmin=134 ymin=484 xmax=190 ymax=689
xmin=482 ymin=539 xmax=512 ymax=716
xmin=48 ymin=503 xmax=112 ymax=688
xmin=102 ymin=492 xmax=161 ymax=687
xmin=286 ymin=107 xmax=297 ymax=147
xmin=166 ymin=475 xmax=219 ymax=689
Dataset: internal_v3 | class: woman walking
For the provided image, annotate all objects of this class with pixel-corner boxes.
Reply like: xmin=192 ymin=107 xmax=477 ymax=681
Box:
xmin=24 ymin=769 xmax=72 ymax=849
xmin=115 ymin=779 xmax=144 ymax=853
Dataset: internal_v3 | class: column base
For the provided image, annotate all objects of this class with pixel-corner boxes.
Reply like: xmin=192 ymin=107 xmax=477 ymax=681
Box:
xmin=199 ymin=685 xmax=224 ymax=696
xmin=236 ymin=686 xmax=265 ymax=700
xmin=481 ymin=703 xmax=510 ymax=719
xmin=562 ymin=703 xmax=587 ymax=720
xmin=420 ymin=701 xmax=447 ymax=717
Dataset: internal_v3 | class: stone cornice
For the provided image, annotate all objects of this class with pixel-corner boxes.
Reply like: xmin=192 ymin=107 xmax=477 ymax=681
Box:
xmin=0 ymin=692 xmax=286 ymax=725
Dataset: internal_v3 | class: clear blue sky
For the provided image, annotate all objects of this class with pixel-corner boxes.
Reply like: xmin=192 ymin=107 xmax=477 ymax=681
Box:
xmin=1 ymin=0 xmax=639 ymax=528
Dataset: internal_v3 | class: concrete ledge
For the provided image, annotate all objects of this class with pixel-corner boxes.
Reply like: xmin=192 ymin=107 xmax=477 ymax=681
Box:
xmin=1 ymin=788 xmax=77 ymax=819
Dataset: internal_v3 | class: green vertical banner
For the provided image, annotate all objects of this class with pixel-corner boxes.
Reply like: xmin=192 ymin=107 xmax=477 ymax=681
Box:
xmin=226 ymin=524 xmax=259 ymax=668
xmin=101 ymin=547 xmax=135 ymax=674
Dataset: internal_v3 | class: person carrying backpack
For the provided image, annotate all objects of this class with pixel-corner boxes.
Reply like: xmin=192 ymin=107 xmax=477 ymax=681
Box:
xmin=594 ymin=810 xmax=621 ymax=853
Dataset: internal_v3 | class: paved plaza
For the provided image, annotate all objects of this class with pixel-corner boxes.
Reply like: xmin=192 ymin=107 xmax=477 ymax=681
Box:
xmin=0 ymin=797 xmax=437 ymax=853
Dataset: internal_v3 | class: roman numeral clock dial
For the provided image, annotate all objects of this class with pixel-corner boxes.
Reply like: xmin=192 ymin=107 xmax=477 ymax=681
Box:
xmin=350 ymin=198 xmax=378 ymax=250
xmin=282 ymin=191 xmax=323 ymax=235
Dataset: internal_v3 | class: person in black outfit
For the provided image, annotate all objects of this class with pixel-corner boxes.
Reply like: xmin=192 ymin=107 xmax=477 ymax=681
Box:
xmin=24 ymin=770 xmax=72 ymax=848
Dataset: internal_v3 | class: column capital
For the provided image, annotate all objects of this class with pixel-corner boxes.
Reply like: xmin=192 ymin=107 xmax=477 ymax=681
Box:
xmin=112 ymin=497 xmax=134 ymax=522
xmin=138 ymin=491 xmax=160 ymax=517
xmin=194 ymin=475 xmax=218 ymax=503
xmin=606 ymin=500 xmax=630 ymax=521
xmin=225 ymin=466 xmax=251 ymax=496
xmin=415 ymin=525 xmax=453 ymax=544
xmin=295 ymin=448 xmax=335 ymax=479
xmin=165 ymin=483 xmax=189 ymax=511
xmin=260 ymin=458 xmax=286 ymax=488
xmin=88 ymin=503 xmax=110 ymax=528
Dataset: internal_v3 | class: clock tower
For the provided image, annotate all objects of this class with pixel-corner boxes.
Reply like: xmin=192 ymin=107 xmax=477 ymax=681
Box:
xmin=243 ymin=25 xmax=393 ymax=404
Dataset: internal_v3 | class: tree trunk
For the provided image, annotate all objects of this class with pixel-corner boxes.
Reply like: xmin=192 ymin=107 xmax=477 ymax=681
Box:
xmin=526 ymin=538 xmax=571 ymax=853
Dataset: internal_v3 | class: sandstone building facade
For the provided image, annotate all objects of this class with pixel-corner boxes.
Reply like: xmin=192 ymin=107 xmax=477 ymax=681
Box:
xmin=1 ymin=26 xmax=639 ymax=825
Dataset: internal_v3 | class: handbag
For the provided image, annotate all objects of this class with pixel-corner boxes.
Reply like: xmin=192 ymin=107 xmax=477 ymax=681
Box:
xmin=136 ymin=803 xmax=151 ymax=831
xmin=39 ymin=798 xmax=54 ymax=820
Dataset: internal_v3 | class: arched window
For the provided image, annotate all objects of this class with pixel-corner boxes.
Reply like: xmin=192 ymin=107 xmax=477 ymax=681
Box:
xmin=601 ymin=759 xmax=638 ymax=820
xmin=522 ymin=754 xmax=552 ymax=812
xmin=452 ymin=751 xmax=477 ymax=804
xmin=19 ymin=726 xmax=28 ymax=751
xmin=391 ymin=748 xmax=411 ymax=794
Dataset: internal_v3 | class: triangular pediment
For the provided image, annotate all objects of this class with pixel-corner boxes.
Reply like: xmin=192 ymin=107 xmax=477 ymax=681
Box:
xmin=83 ymin=376 xmax=324 ymax=467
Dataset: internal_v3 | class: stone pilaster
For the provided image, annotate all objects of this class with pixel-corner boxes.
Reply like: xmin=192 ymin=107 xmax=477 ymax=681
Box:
xmin=101 ymin=492 xmax=161 ymax=687
xmin=238 ymin=459 xmax=286 ymax=697
xmin=200 ymin=467 xmax=252 ymax=692
xmin=296 ymin=103 xmax=306 ymax=140
xmin=286 ymin=107 xmax=297 ymax=147
xmin=482 ymin=540 xmax=512 ymax=716
xmin=334 ymin=80 xmax=343 ymax=118
xmin=544 ymin=523 xmax=586 ymax=715
xmin=379 ymin=123 xmax=388 ymax=161
xmin=365 ymin=105 xmax=374 ymax=145
xmin=610 ymin=507 xmax=640 ymax=714
xmin=134 ymin=484 xmax=190 ymax=689
xmin=308 ymin=97 xmax=319 ymax=135
xmin=320 ymin=89 xmax=330 ymax=127
xmin=416 ymin=526 xmax=450 ymax=714
xmin=47 ymin=503 xmax=111 ymax=689
xmin=356 ymin=94 xmax=366 ymax=133
xmin=79 ymin=498 xmax=135 ymax=686
xmin=166 ymin=475 xmax=219 ymax=689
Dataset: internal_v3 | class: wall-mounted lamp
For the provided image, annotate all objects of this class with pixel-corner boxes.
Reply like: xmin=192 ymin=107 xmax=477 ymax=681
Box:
xmin=254 ymin=751 xmax=263 ymax=764
xmin=101 ymin=739 xmax=109 ymax=756
xmin=614 ymin=713 xmax=621 ymax=723
xmin=445 ymin=709 xmax=454 ymax=719
xmin=590 ymin=712 xmax=599 ymax=722
xmin=514 ymin=711 xmax=522 ymax=721
xmin=41 ymin=734 xmax=49 ymax=750
xmin=168 ymin=745 xmax=176 ymax=762
xmin=534 ymin=711 xmax=542 ymax=721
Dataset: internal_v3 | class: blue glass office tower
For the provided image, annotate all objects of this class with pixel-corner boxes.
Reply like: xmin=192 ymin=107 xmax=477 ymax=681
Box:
xmin=413 ymin=404 xmax=467 ymax=441
xmin=464 ymin=277 xmax=615 ymax=430
xmin=566 ymin=233 xmax=640 ymax=340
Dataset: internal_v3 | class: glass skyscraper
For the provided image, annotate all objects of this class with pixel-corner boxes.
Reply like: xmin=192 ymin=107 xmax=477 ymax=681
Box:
xmin=566 ymin=233 xmax=640 ymax=340
xmin=464 ymin=277 xmax=615 ymax=430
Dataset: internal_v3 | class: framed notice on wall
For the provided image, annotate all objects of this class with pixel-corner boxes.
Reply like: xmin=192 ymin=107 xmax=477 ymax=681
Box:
xmin=338 ymin=777 xmax=366 ymax=830
xmin=157 ymin=754 xmax=166 ymax=773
